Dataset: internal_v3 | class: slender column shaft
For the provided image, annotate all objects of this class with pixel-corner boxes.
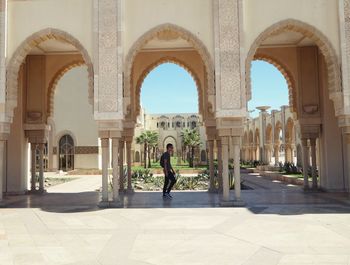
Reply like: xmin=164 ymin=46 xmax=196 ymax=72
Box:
xmin=101 ymin=138 xmax=110 ymax=202
xmin=233 ymin=137 xmax=241 ymax=201
xmin=126 ymin=140 xmax=132 ymax=190
xmin=302 ymin=139 xmax=310 ymax=190
xmin=31 ymin=143 xmax=37 ymax=191
xmin=217 ymin=139 xmax=223 ymax=191
xmin=119 ymin=140 xmax=124 ymax=191
xmin=208 ymin=140 xmax=215 ymax=191
xmin=310 ymin=138 xmax=318 ymax=190
xmin=345 ymin=133 xmax=350 ymax=192
xmin=38 ymin=143 xmax=45 ymax=192
xmin=221 ymin=137 xmax=229 ymax=201
xmin=0 ymin=140 xmax=5 ymax=202
xmin=112 ymin=138 xmax=119 ymax=202
xmin=274 ymin=146 xmax=279 ymax=166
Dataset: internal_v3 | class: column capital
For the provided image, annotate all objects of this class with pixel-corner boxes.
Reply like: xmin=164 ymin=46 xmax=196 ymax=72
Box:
xmin=101 ymin=138 xmax=109 ymax=148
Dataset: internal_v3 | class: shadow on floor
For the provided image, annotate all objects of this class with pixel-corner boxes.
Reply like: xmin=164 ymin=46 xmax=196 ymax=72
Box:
xmin=2 ymin=189 xmax=350 ymax=215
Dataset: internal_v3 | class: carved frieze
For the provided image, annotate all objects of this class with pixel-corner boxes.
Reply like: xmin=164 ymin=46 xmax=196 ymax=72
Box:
xmin=214 ymin=0 xmax=244 ymax=117
xmin=95 ymin=0 xmax=123 ymax=117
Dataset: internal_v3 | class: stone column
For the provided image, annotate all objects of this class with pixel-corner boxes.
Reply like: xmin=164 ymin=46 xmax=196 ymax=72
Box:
xmin=101 ymin=138 xmax=110 ymax=203
xmin=301 ymin=139 xmax=310 ymax=190
xmin=119 ymin=139 xmax=124 ymax=191
xmin=221 ymin=137 xmax=230 ymax=202
xmin=233 ymin=136 xmax=243 ymax=204
xmin=0 ymin=139 xmax=5 ymax=202
xmin=310 ymin=138 xmax=318 ymax=190
xmin=274 ymin=145 xmax=279 ymax=166
xmin=30 ymin=143 xmax=37 ymax=191
xmin=38 ymin=143 xmax=45 ymax=193
xmin=345 ymin=132 xmax=350 ymax=192
xmin=217 ymin=139 xmax=223 ymax=191
xmin=112 ymin=138 xmax=120 ymax=203
xmin=126 ymin=139 xmax=132 ymax=191
xmin=208 ymin=140 xmax=215 ymax=191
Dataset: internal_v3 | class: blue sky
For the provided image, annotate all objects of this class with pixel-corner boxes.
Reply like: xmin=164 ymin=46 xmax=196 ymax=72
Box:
xmin=140 ymin=61 xmax=289 ymax=116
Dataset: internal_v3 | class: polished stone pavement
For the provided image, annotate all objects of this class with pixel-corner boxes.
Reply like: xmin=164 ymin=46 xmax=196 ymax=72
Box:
xmin=1 ymin=172 xmax=350 ymax=265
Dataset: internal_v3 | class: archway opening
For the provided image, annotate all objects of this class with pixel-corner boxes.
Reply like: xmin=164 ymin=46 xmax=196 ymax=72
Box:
xmin=124 ymin=25 xmax=214 ymax=192
xmin=6 ymin=29 xmax=95 ymax=194
xmin=245 ymin=20 xmax=345 ymax=191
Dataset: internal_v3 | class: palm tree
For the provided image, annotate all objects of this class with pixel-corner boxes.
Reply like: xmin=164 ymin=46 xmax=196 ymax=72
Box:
xmin=136 ymin=130 xmax=159 ymax=168
xmin=181 ymin=128 xmax=202 ymax=168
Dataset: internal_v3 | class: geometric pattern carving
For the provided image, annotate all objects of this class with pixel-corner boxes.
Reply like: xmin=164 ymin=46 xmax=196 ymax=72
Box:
xmin=95 ymin=0 xmax=123 ymax=116
xmin=53 ymin=146 xmax=99 ymax=155
xmin=245 ymin=19 xmax=343 ymax=116
xmin=213 ymin=0 xmax=243 ymax=114
xmin=342 ymin=0 xmax=350 ymax=114
xmin=0 ymin=0 xmax=6 ymax=125
xmin=6 ymin=28 xmax=94 ymax=124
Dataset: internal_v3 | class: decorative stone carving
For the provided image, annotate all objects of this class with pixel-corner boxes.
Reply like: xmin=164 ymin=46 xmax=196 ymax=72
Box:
xmin=340 ymin=0 xmax=350 ymax=114
xmin=214 ymin=0 xmax=245 ymax=118
xmin=94 ymin=0 xmax=123 ymax=119
xmin=0 ymin=0 xmax=6 ymax=127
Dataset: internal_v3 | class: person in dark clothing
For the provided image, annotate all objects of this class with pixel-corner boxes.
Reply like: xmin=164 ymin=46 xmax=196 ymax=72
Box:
xmin=160 ymin=143 xmax=176 ymax=199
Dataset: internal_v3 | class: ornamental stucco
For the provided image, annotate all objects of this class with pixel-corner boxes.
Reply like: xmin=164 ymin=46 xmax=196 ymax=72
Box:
xmin=0 ymin=0 xmax=6 ymax=126
xmin=95 ymin=0 xmax=123 ymax=117
xmin=214 ymin=0 xmax=244 ymax=117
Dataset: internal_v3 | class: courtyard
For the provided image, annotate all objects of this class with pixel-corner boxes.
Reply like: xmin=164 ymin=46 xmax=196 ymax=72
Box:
xmin=1 ymin=172 xmax=350 ymax=265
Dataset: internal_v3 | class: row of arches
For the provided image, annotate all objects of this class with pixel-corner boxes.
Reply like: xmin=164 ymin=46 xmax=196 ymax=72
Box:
xmin=4 ymin=19 xmax=344 ymax=125
xmin=1 ymin=17 xmax=348 ymax=199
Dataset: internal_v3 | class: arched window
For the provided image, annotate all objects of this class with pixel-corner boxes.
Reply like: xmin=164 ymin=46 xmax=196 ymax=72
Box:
xmin=191 ymin=121 xmax=197 ymax=129
xmin=59 ymin=134 xmax=74 ymax=171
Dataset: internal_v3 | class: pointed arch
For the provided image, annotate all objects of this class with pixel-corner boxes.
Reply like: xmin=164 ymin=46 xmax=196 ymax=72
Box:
xmin=6 ymin=28 xmax=94 ymax=122
xmin=246 ymin=19 xmax=342 ymax=115
xmin=124 ymin=23 xmax=214 ymax=96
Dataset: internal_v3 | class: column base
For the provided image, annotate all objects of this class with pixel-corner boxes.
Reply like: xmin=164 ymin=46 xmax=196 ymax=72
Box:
xmin=232 ymin=199 xmax=246 ymax=207
xmin=220 ymin=199 xmax=246 ymax=207
xmin=126 ymin=188 xmax=134 ymax=194
xmin=98 ymin=200 xmax=123 ymax=208
xmin=0 ymin=200 xmax=6 ymax=208
xmin=219 ymin=200 xmax=236 ymax=207
xmin=98 ymin=201 xmax=110 ymax=208
xmin=27 ymin=189 xmax=47 ymax=195
xmin=109 ymin=200 xmax=122 ymax=208
xmin=208 ymin=187 xmax=218 ymax=193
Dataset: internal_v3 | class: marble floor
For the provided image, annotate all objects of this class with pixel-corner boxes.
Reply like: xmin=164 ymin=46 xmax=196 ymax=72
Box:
xmin=1 ymin=172 xmax=350 ymax=265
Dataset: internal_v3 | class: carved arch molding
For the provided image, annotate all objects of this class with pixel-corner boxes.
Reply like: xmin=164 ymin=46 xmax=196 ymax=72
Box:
xmin=246 ymin=19 xmax=343 ymax=116
xmin=6 ymin=28 xmax=94 ymax=121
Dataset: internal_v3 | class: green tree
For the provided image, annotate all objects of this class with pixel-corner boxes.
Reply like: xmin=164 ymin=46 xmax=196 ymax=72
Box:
xmin=136 ymin=130 xmax=159 ymax=168
xmin=181 ymin=128 xmax=202 ymax=168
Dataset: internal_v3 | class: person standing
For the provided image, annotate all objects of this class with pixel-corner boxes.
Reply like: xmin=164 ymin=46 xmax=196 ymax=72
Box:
xmin=160 ymin=143 xmax=176 ymax=199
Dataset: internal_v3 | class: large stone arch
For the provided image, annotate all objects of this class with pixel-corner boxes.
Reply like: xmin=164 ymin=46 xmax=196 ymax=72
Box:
xmin=134 ymin=56 xmax=202 ymax=118
xmin=47 ymin=60 xmax=85 ymax=120
xmin=6 ymin=28 xmax=94 ymax=122
xmin=246 ymin=19 xmax=342 ymax=115
xmin=124 ymin=23 xmax=215 ymax=121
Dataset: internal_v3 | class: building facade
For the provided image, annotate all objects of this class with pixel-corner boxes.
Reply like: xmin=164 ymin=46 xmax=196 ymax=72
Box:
xmin=1 ymin=0 xmax=350 ymax=206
